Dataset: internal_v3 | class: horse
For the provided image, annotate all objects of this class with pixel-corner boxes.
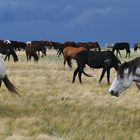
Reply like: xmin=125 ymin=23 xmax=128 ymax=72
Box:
xmin=109 ymin=57 xmax=140 ymax=97
xmin=25 ymin=44 xmax=39 ymax=62
xmin=0 ymin=56 xmax=19 ymax=95
xmin=134 ymin=43 xmax=140 ymax=53
xmin=77 ymin=41 xmax=101 ymax=51
xmin=63 ymin=46 xmax=88 ymax=68
xmin=27 ymin=41 xmax=47 ymax=58
xmin=112 ymin=42 xmax=131 ymax=58
xmin=0 ymin=45 xmax=18 ymax=62
xmin=72 ymin=50 xmax=121 ymax=84
xmin=31 ymin=41 xmax=47 ymax=57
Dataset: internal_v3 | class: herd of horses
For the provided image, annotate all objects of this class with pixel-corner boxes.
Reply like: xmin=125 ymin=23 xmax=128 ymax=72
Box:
xmin=0 ymin=39 xmax=140 ymax=97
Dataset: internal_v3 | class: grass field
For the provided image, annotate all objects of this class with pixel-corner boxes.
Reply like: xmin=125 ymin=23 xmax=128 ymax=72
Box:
xmin=0 ymin=49 xmax=140 ymax=140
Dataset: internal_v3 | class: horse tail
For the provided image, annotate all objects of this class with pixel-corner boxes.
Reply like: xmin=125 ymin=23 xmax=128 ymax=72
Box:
xmin=82 ymin=70 xmax=92 ymax=77
xmin=3 ymin=75 xmax=20 ymax=96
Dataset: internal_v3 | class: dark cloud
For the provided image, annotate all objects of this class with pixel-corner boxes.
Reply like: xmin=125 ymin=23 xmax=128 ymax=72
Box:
xmin=0 ymin=0 xmax=140 ymax=44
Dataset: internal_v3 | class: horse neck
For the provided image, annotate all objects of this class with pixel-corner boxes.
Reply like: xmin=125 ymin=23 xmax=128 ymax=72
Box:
xmin=11 ymin=49 xmax=18 ymax=60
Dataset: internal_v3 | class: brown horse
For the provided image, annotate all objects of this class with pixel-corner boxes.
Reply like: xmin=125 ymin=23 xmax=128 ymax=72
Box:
xmin=63 ymin=46 xmax=88 ymax=68
xmin=25 ymin=44 xmax=39 ymax=62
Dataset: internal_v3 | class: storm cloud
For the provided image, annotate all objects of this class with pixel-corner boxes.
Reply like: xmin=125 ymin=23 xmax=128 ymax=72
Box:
xmin=0 ymin=0 xmax=140 ymax=44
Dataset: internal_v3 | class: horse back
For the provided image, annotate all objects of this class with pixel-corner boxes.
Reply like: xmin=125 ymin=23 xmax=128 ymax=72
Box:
xmin=76 ymin=50 xmax=120 ymax=69
xmin=63 ymin=46 xmax=87 ymax=59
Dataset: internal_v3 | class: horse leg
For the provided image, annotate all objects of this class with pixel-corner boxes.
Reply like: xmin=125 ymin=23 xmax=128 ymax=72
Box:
xmin=4 ymin=55 xmax=7 ymax=61
xmin=99 ymin=68 xmax=106 ymax=83
xmin=8 ymin=55 xmax=10 ymax=61
xmin=78 ymin=71 xmax=82 ymax=84
xmin=0 ymin=80 xmax=2 ymax=87
xmin=118 ymin=50 xmax=121 ymax=57
xmin=63 ymin=58 xmax=67 ymax=69
xmin=72 ymin=67 xmax=79 ymax=83
xmin=26 ymin=54 xmax=29 ymax=61
xmin=107 ymin=69 xmax=110 ymax=85
xmin=29 ymin=55 xmax=31 ymax=61
xmin=125 ymin=51 xmax=127 ymax=58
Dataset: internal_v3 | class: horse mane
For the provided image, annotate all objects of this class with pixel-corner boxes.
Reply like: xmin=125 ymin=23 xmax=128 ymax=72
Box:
xmin=96 ymin=42 xmax=101 ymax=51
xmin=118 ymin=57 xmax=140 ymax=78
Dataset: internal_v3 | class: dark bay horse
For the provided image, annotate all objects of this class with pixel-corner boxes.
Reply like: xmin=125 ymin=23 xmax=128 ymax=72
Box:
xmin=25 ymin=45 xmax=39 ymax=62
xmin=31 ymin=41 xmax=47 ymax=57
xmin=77 ymin=41 xmax=101 ymax=51
xmin=72 ymin=50 xmax=121 ymax=84
xmin=57 ymin=41 xmax=101 ymax=57
xmin=63 ymin=46 xmax=88 ymax=68
xmin=112 ymin=42 xmax=131 ymax=58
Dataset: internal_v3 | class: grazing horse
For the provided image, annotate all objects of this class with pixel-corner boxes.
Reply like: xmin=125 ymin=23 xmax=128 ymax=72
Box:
xmin=72 ymin=50 xmax=121 ymax=84
xmin=31 ymin=41 xmax=47 ymax=57
xmin=77 ymin=41 xmax=101 ymax=51
xmin=0 ymin=56 xmax=19 ymax=95
xmin=25 ymin=44 xmax=39 ymax=62
xmin=112 ymin=42 xmax=131 ymax=58
xmin=109 ymin=57 xmax=140 ymax=97
xmin=134 ymin=43 xmax=140 ymax=53
xmin=0 ymin=46 xmax=18 ymax=62
xmin=63 ymin=46 xmax=88 ymax=68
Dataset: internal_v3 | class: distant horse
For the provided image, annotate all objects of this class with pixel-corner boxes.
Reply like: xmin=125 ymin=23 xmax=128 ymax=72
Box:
xmin=77 ymin=41 xmax=101 ymax=51
xmin=134 ymin=43 xmax=140 ymax=53
xmin=0 ymin=56 xmax=19 ymax=95
xmin=25 ymin=45 xmax=39 ymax=62
xmin=0 ymin=46 xmax=18 ymax=62
xmin=10 ymin=41 xmax=26 ymax=51
xmin=31 ymin=41 xmax=47 ymax=57
xmin=72 ymin=50 xmax=121 ymax=84
xmin=109 ymin=57 xmax=140 ymax=97
xmin=57 ymin=41 xmax=101 ymax=57
xmin=112 ymin=42 xmax=131 ymax=58
xmin=63 ymin=46 xmax=88 ymax=68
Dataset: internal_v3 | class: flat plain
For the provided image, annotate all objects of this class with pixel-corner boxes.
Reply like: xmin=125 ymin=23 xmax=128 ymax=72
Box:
xmin=0 ymin=49 xmax=140 ymax=140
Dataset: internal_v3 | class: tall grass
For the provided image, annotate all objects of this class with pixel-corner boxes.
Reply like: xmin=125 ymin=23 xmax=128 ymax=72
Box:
xmin=0 ymin=49 xmax=140 ymax=140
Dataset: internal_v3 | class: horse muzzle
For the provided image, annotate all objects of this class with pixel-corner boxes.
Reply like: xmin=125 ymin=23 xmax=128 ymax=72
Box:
xmin=109 ymin=90 xmax=119 ymax=97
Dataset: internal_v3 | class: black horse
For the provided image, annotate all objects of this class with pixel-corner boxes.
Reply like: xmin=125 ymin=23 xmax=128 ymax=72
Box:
xmin=0 ymin=46 xmax=18 ymax=62
xmin=134 ymin=43 xmax=140 ymax=53
xmin=72 ymin=50 xmax=121 ymax=84
xmin=112 ymin=42 xmax=131 ymax=58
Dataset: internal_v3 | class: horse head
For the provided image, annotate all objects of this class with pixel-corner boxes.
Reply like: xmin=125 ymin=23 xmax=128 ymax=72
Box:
xmin=26 ymin=41 xmax=32 ymax=45
xmin=4 ymin=40 xmax=11 ymax=44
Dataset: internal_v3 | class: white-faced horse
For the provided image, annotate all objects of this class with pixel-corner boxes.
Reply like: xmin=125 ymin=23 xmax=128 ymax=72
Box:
xmin=109 ymin=57 xmax=140 ymax=97
xmin=0 ymin=55 xmax=19 ymax=95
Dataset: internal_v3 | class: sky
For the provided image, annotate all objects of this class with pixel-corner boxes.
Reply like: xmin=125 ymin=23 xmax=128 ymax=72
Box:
xmin=0 ymin=0 xmax=140 ymax=46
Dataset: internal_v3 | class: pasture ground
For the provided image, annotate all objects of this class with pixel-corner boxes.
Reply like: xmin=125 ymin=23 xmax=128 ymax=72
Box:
xmin=0 ymin=49 xmax=140 ymax=140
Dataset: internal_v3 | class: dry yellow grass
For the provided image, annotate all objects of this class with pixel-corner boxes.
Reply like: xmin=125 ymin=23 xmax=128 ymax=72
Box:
xmin=0 ymin=49 xmax=139 ymax=140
